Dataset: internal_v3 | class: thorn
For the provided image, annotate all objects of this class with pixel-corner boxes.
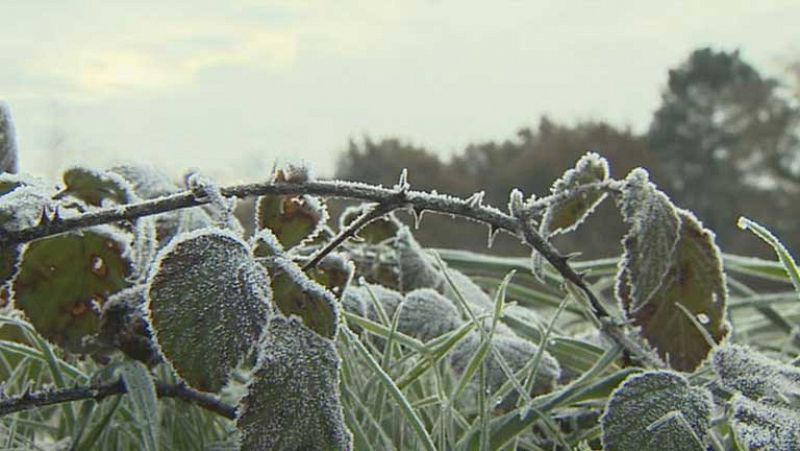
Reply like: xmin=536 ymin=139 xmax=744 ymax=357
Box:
xmin=38 ymin=206 xmax=51 ymax=226
xmin=466 ymin=191 xmax=485 ymax=209
xmin=22 ymin=387 xmax=33 ymax=400
xmin=487 ymin=224 xmax=499 ymax=248
xmin=51 ymin=206 xmax=62 ymax=224
xmin=410 ymin=206 xmax=425 ymax=229
xmin=395 ymin=168 xmax=409 ymax=192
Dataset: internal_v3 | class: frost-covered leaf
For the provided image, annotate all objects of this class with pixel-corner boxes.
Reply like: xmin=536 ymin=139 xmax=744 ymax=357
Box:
xmin=236 ymin=316 xmax=352 ymax=451
xmin=56 ymin=167 xmax=137 ymax=207
xmin=111 ymin=164 xmax=180 ymax=200
xmin=0 ymin=101 xmax=19 ymax=174
xmin=540 ymin=152 xmax=609 ymax=236
xmin=600 ymin=371 xmax=713 ymax=451
xmin=111 ymin=164 xmax=213 ymax=245
xmin=251 ymin=228 xmax=284 ymax=258
xmin=338 ymin=205 xmax=401 ymax=244
xmin=617 ymin=168 xmax=682 ymax=312
xmin=99 ymin=285 xmax=160 ymax=366
xmin=351 ymin=283 xmax=404 ymax=323
xmin=398 ymin=288 xmax=464 ymax=342
xmin=119 ymin=360 xmax=159 ymax=451
xmin=12 ymin=227 xmax=133 ymax=352
xmin=307 ymin=253 xmax=353 ymax=299
xmin=256 ymin=193 xmax=327 ymax=249
xmin=267 ymin=258 xmax=338 ymax=339
xmin=450 ymin=332 xmax=560 ymax=406
xmin=619 ymin=200 xmax=727 ymax=371
xmin=712 ymin=344 xmax=800 ymax=401
xmin=396 ymin=226 xmax=445 ymax=293
xmin=441 ymin=267 xmax=494 ymax=310
xmin=147 ymin=229 xmax=271 ymax=392
xmin=731 ymin=395 xmax=800 ymax=450
xmin=0 ymin=183 xmax=56 ymax=306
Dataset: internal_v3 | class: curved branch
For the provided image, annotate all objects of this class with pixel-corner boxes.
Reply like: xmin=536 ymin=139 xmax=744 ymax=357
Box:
xmin=0 ymin=177 xmax=658 ymax=367
xmin=0 ymin=379 xmax=236 ymax=420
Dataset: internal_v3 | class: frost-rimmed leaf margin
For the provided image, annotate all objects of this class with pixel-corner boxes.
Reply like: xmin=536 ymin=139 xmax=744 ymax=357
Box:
xmin=540 ymin=151 xmax=610 ymax=236
xmin=615 ymin=168 xmax=728 ymax=371
xmin=263 ymin=256 xmax=340 ymax=339
xmin=145 ymin=227 xmax=272 ymax=393
xmin=616 ymin=167 xmax=681 ymax=313
xmin=236 ymin=315 xmax=352 ymax=451
xmin=600 ymin=370 xmax=713 ymax=451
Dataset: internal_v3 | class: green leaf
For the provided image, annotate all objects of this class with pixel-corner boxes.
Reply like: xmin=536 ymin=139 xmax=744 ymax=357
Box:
xmin=12 ymin=227 xmax=133 ymax=352
xmin=712 ymin=344 xmax=800 ymax=401
xmin=730 ymin=395 xmax=800 ymax=450
xmin=255 ymin=193 xmax=327 ymax=249
xmin=146 ymin=228 xmax=271 ymax=392
xmin=540 ymin=152 xmax=609 ymax=235
xmin=236 ymin=316 xmax=352 ymax=451
xmin=737 ymin=217 xmax=800 ymax=295
xmin=600 ymin=371 xmax=713 ymax=451
xmin=120 ymin=360 xmax=159 ymax=451
xmin=266 ymin=257 xmax=339 ymax=339
xmin=56 ymin=167 xmax=137 ymax=207
xmin=618 ymin=179 xmax=728 ymax=371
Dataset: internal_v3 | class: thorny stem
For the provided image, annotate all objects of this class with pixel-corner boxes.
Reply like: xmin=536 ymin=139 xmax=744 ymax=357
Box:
xmin=0 ymin=178 xmax=660 ymax=367
xmin=302 ymin=196 xmax=405 ymax=271
xmin=0 ymin=379 xmax=237 ymax=420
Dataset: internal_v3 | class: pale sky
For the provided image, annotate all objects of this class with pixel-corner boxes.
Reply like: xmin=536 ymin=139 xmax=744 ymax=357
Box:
xmin=1 ymin=1 xmax=799 ymax=182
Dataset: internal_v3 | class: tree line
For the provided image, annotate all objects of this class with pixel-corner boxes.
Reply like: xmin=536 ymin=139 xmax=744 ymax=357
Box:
xmin=334 ymin=48 xmax=800 ymax=259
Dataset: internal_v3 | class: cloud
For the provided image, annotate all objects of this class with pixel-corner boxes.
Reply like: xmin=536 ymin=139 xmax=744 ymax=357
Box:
xmin=25 ymin=22 xmax=298 ymax=97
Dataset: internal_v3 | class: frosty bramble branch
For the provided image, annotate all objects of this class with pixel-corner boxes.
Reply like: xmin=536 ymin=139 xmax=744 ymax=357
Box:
xmin=2 ymin=101 xmax=800 ymax=450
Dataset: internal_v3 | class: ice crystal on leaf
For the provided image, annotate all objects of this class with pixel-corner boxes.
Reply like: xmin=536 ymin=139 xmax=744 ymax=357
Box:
xmin=540 ymin=152 xmax=609 ymax=236
xmin=0 ymin=101 xmax=19 ymax=174
xmin=616 ymin=169 xmax=727 ymax=371
xmin=237 ymin=316 xmax=352 ymax=451
xmin=146 ymin=228 xmax=271 ymax=392
xmin=397 ymin=288 xmax=464 ymax=342
xmin=600 ymin=371 xmax=713 ymax=451
xmin=713 ymin=344 xmax=800 ymax=401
